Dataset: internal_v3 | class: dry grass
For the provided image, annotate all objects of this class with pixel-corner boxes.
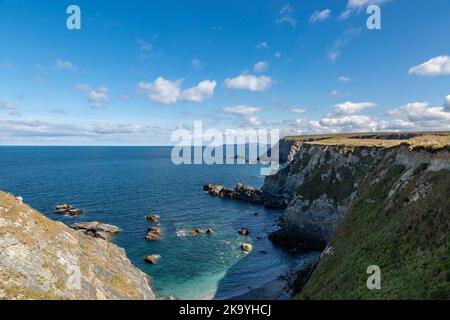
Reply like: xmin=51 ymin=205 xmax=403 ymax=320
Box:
xmin=284 ymin=132 xmax=450 ymax=150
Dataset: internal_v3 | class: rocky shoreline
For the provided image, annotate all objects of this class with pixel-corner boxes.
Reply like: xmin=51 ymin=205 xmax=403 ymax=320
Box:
xmin=0 ymin=192 xmax=155 ymax=300
xmin=205 ymin=133 xmax=450 ymax=299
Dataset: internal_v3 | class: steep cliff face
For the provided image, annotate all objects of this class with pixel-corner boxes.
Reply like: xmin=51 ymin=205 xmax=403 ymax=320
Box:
xmin=264 ymin=143 xmax=388 ymax=249
xmin=263 ymin=134 xmax=450 ymax=299
xmin=264 ymin=135 xmax=450 ymax=251
xmin=300 ymin=149 xmax=450 ymax=299
xmin=0 ymin=192 xmax=155 ymax=300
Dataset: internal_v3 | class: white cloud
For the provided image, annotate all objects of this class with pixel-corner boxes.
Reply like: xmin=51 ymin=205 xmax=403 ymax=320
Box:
xmin=223 ymin=105 xmax=263 ymax=127
xmin=138 ymin=77 xmax=216 ymax=104
xmin=347 ymin=0 xmax=388 ymax=10
xmin=138 ymin=77 xmax=182 ymax=105
xmin=279 ymin=4 xmax=293 ymax=15
xmin=76 ymin=84 xmax=109 ymax=108
xmin=292 ymin=108 xmax=306 ymax=114
xmin=387 ymin=102 xmax=450 ymax=123
xmin=409 ymin=55 xmax=450 ymax=76
xmin=277 ymin=4 xmax=297 ymax=28
xmin=444 ymin=95 xmax=450 ymax=111
xmin=223 ymin=105 xmax=261 ymax=117
xmin=328 ymin=28 xmax=361 ymax=62
xmin=310 ymin=9 xmax=331 ymax=23
xmin=0 ymin=119 xmax=165 ymax=139
xmin=320 ymin=115 xmax=377 ymax=129
xmin=0 ymin=102 xmax=18 ymax=110
xmin=224 ymin=74 xmax=273 ymax=92
xmin=276 ymin=16 xmax=297 ymax=28
xmin=253 ymin=61 xmax=268 ymax=73
xmin=377 ymin=119 xmax=415 ymax=130
xmin=332 ymin=101 xmax=376 ymax=115
xmin=55 ymin=59 xmax=76 ymax=70
xmin=340 ymin=0 xmax=388 ymax=19
xmin=247 ymin=116 xmax=262 ymax=126
xmin=274 ymin=52 xmax=282 ymax=58
xmin=88 ymin=86 xmax=109 ymax=108
xmin=256 ymin=42 xmax=269 ymax=50
xmin=338 ymin=76 xmax=351 ymax=82
xmin=181 ymin=80 xmax=217 ymax=103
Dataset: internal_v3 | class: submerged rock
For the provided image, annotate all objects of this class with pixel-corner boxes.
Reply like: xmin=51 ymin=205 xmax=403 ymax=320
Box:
xmin=70 ymin=221 xmax=120 ymax=241
xmin=0 ymin=191 xmax=155 ymax=300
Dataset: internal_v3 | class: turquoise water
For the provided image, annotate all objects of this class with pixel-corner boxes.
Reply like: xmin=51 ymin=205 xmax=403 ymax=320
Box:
xmin=0 ymin=146 xmax=306 ymax=299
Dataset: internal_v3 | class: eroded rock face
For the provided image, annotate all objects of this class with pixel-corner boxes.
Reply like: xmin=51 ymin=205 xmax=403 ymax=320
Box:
xmin=203 ymin=183 xmax=264 ymax=205
xmin=0 ymin=192 xmax=155 ymax=300
xmin=266 ymin=142 xmax=450 ymax=251
xmin=70 ymin=221 xmax=120 ymax=242
xmin=264 ymin=144 xmax=387 ymax=249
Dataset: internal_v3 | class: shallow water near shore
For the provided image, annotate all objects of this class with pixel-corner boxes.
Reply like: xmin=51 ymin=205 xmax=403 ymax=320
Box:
xmin=0 ymin=146 xmax=306 ymax=299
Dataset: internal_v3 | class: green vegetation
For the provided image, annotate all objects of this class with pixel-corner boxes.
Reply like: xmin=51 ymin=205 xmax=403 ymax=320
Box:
xmin=297 ymin=164 xmax=450 ymax=300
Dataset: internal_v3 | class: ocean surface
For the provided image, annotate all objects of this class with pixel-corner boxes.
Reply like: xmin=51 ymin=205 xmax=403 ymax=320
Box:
xmin=0 ymin=146 xmax=308 ymax=299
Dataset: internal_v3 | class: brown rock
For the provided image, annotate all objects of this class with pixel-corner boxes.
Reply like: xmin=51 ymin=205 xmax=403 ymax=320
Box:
xmin=189 ymin=228 xmax=205 ymax=236
xmin=146 ymin=227 xmax=161 ymax=241
xmin=70 ymin=221 xmax=120 ymax=241
xmin=146 ymin=214 xmax=159 ymax=222
xmin=238 ymin=228 xmax=249 ymax=236
xmin=144 ymin=255 xmax=161 ymax=264
xmin=241 ymin=243 xmax=253 ymax=252
xmin=56 ymin=204 xmax=72 ymax=210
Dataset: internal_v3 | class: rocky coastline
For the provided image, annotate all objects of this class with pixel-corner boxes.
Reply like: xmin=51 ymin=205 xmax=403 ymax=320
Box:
xmin=0 ymin=192 xmax=155 ymax=300
xmin=1 ymin=132 xmax=448 ymax=300
xmin=206 ymin=133 xmax=450 ymax=299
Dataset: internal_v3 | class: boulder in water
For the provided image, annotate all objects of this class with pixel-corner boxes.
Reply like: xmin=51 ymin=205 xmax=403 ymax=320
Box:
xmin=146 ymin=227 xmax=161 ymax=241
xmin=241 ymin=243 xmax=253 ymax=252
xmin=189 ymin=228 xmax=205 ymax=236
xmin=203 ymin=183 xmax=264 ymax=204
xmin=238 ymin=228 xmax=249 ymax=236
xmin=146 ymin=214 xmax=159 ymax=222
xmin=144 ymin=254 xmax=161 ymax=264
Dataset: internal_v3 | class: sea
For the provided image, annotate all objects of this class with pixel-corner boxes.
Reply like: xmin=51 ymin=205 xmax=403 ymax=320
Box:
xmin=0 ymin=146 xmax=308 ymax=299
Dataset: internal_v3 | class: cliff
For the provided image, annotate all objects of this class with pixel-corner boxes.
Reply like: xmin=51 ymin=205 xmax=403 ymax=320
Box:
xmin=263 ymin=132 xmax=450 ymax=299
xmin=0 ymin=192 xmax=155 ymax=300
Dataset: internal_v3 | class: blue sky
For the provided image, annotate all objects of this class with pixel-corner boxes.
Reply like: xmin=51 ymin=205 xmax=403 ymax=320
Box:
xmin=0 ymin=0 xmax=449 ymax=145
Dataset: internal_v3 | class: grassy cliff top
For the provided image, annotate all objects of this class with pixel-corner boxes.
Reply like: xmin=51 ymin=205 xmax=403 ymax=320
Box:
xmin=283 ymin=132 xmax=450 ymax=150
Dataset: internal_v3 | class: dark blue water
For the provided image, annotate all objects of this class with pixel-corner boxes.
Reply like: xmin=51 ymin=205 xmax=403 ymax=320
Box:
xmin=0 ymin=147 xmax=305 ymax=299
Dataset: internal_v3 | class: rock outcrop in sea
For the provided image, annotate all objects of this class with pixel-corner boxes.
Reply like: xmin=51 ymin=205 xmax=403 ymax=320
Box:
xmin=0 ymin=192 xmax=155 ymax=300
xmin=203 ymin=183 xmax=264 ymax=204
